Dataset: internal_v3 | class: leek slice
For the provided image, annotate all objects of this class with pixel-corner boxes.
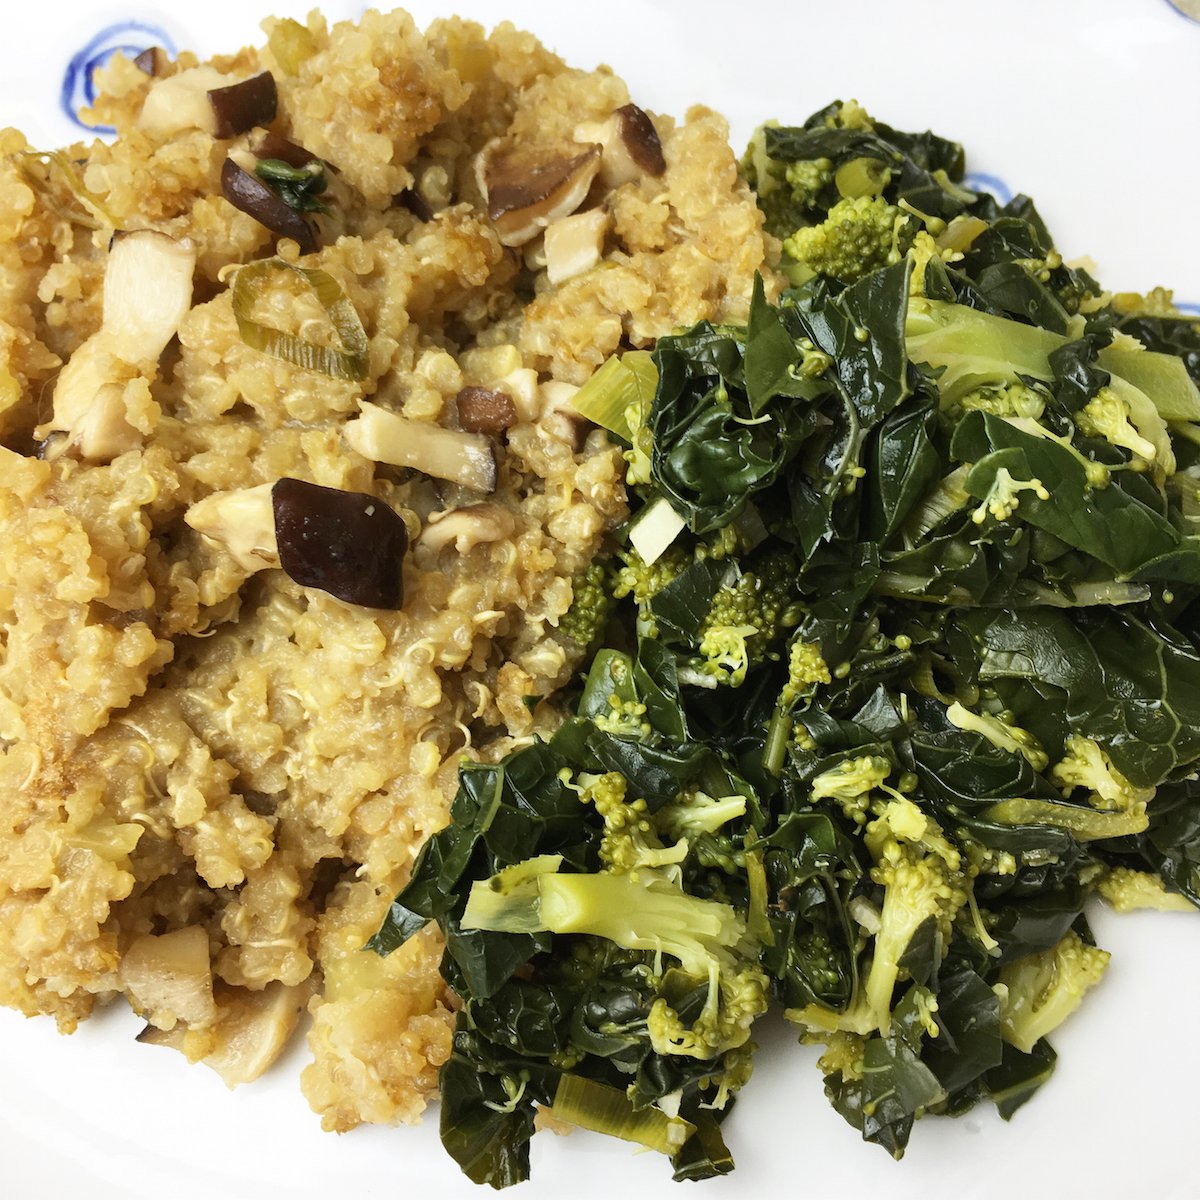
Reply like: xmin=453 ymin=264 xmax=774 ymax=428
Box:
xmin=232 ymin=257 xmax=368 ymax=380
xmin=16 ymin=150 xmax=119 ymax=229
xmin=571 ymin=350 xmax=657 ymax=442
xmin=548 ymin=1073 xmax=695 ymax=1155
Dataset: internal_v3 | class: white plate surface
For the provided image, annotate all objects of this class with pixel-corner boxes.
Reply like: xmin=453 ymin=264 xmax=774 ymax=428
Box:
xmin=2 ymin=3 xmax=1199 ymax=1198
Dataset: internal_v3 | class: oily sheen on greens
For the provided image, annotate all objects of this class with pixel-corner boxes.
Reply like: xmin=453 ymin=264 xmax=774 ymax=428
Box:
xmin=371 ymin=101 xmax=1200 ymax=1186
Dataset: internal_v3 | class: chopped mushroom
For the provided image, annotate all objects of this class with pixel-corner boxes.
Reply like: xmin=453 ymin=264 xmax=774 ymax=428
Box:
xmin=133 ymin=46 xmax=169 ymax=77
xmin=456 ymin=386 xmax=517 ymax=435
xmin=574 ymin=103 xmax=667 ymax=189
xmin=344 ymin=401 xmax=498 ymax=492
xmin=221 ymin=158 xmax=318 ymax=255
xmin=137 ymin=66 xmax=240 ymax=139
xmin=185 ymin=478 xmax=409 ymax=609
xmin=185 ymin=482 xmax=279 ymax=572
xmin=119 ymin=926 xmax=217 ymax=1031
xmin=271 ymin=478 xmax=409 ymax=609
xmin=539 ymin=380 xmax=591 ymax=451
xmin=207 ymin=71 xmax=278 ymax=139
xmin=476 ymin=140 xmax=601 ymax=246
xmin=202 ymin=980 xmax=311 ymax=1087
xmin=138 ymin=979 xmax=314 ymax=1088
xmin=102 ymin=230 xmax=197 ymax=366
xmin=417 ymin=502 xmax=516 ymax=557
xmin=36 ymin=230 xmax=196 ymax=460
xmin=544 ymin=207 xmax=609 ymax=284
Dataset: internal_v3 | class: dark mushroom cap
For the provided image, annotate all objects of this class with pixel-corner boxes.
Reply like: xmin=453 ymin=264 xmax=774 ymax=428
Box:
xmin=614 ymin=104 xmax=666 ymax=176
xmin=456 ymin=387 xmax=517 ymax=435
xmin=271 ymin=478 xmax=409 ymax=610
xmin=480 ymin=143 xmax=601 ymax=245
xmin=221 ymin=158 xmax=318 ymax=255
xmin=208 ymin=71 xmax=278 ymax=139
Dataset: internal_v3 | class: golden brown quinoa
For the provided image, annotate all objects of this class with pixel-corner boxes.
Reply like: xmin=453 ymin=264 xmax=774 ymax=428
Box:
xmin=0 ymin=8 xmax=769 ymax=1130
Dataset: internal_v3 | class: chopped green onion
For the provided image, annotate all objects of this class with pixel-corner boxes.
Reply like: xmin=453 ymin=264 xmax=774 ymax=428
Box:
xmin=267 ymin=17 xmax=317 ymax=75
xmin=15 ymin=151 xmax=119 ymax=229
xmin=231 ymin=257 xmax=369 ymax=381
xmin=571 ymin=350 xmax=657 ymax=442
xmin=255 ymin=158 xmax=329 ymax=215
xmin=548 ymin=1073 xmax=695 ymax=1155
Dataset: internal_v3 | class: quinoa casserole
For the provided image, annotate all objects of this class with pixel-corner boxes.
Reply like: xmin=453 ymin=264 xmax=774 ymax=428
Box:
xmin=0 ymin=8 xmax=770 ymax=1129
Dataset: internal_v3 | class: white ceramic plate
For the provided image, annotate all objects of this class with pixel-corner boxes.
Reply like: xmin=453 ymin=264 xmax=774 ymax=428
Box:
xmin=3 ymin=3 xmax=1199 ymax=1198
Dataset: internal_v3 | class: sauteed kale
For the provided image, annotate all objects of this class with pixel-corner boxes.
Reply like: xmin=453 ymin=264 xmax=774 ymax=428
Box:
xmin=372 ymin=100 xmax=1200 ymax=1186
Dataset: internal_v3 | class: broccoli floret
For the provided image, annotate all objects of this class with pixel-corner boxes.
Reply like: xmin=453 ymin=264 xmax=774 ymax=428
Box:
xmin=740 ymin=124 xmax=833 ymax=236
xmin=945 ymin=701 xmax=1049 ymax=771
xmin=1095 ymin=867 xmax=1194 ymax=913
xmin=697 ymin=622 xmax=760 ymax=688
xmin=656 ymin=790 xmax=748 ymax=841
xmin=816 ymin=1031 xmax=866 ymax=1081
xmin=957 ymin=381 xmax=1046 ymax=421
xmin=781 ymin=639 xmax=832 ymax=706
xmin=462 ymin=855 xmax=769 ymax=1092
xmin=463 ymin=857 xmax=750 ymax=972
xmin=809 ymin=753 xmax=893 ymax=825
xmin=648 ymin=964 xmax=769 ymax=1063
xmin=997 ymin=930 xmax=1110 ymax=1054
xmin=591 ymin=693 xmax=652 ymax=739
xmin=559 ymin=561 xmax=614 ymax=650
xmin=696 ymin=558 xmax=803 ymax=686
xmin=568 ymin=771 xmax=687 ymax=874
xmin=784 ymin=157 xmax=834 ymax=208
xmin=1049 ymin=734 xmax=1155 ymax=815
xmin=907 ymin=229 xmax=963 ymax=298
xmin=612 ymin=544 xmax=687 ymax=606
xmin=862 ymin=799 xmax=968 ymax=1035
xmin=783 ymin=195 xmax=904 ymax=283
xmin=1076 ymin=385 xmax=1159 ymax=465
xmin=970 ymin=466 xmax=1050 ymax=524
xmin=1110 ymin=286 xmax=1183 ymax=318
xmin=1005 ymin=416 xmax=1111 ymax=489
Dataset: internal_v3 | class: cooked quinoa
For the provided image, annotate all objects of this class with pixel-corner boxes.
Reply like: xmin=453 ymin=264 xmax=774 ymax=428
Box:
xmin=0 ymin=8 xmax=768 ymax=1131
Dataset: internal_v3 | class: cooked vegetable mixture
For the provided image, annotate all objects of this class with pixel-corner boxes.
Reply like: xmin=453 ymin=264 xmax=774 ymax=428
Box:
xmin=376 ymin=102 xmax=1200 ymax=1183
xmin=5 ymin=7 xmax=1200 ymax=1186
xmin=0 ymin=9 xmax=765 ymax=1128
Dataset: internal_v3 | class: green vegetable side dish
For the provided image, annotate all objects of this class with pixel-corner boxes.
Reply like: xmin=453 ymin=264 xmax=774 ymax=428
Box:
xmin=371 ymin=100 xmax=1200 ymax=1186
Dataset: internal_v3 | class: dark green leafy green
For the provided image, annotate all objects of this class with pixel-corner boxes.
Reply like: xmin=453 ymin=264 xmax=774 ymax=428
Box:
xmin=365 ymin=99 xmax=1200 ymax=1188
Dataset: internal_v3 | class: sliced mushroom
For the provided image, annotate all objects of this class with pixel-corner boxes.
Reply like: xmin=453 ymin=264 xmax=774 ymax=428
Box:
xmin=418 ymin=502 xmax=516 ymax=556
xmin=253 ymin=130 xmax=321 ymax=170
xmin=544 ymin=208 xmax=609 ymax=285
xmin=133 ymin=46 xmax=169 ymax=77
xmin=456 ymin=386 xmax=517 ymax=435
xmin=185 ymin=482 xmax=279 ymax=572
xmin=102 ymin=230 xmax=197 ymax=367
xmin=271 ymin=478 xmax=409 ymax=610
xmin=202 ymin=980 xmax=311 ymax=1087
xmin=221 ymin=158 xmax=318 ymax=255
xmin=120 ymin=926 xmax=217 ymax=1031
xmin=574 ymin=103 xmax=667 ymax=189
xmin=207 ymin=71 xmax=278 ymax=139
xmin=137 ymin=65 xmax=239 ymax=139
xmin=185 ymin=479 xmax=409 ymax=609
xmin=476 ymin=141 xmax=601 ymax=247
xmin=344 ymin=401 xmax=498 ymax=493
xmin=539 ymin=380 xmax=591 ymax=451
xmin=36 ymin=230 xmax=196 ymax=461
xmin=137 ymin=979 xmax=313 ymax=1088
